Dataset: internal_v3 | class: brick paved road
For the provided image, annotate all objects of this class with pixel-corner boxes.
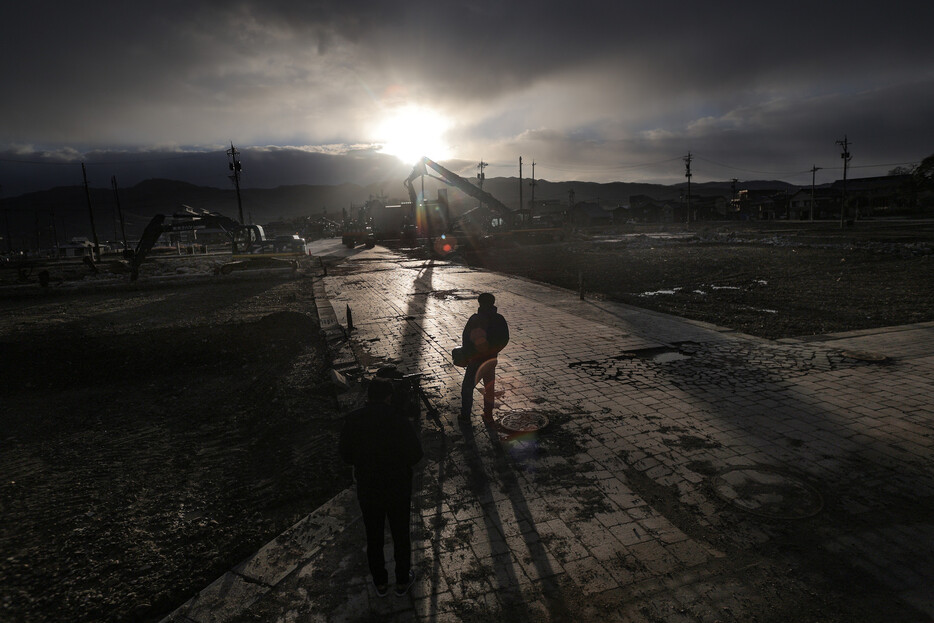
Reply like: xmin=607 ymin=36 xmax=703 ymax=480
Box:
xmin=166 ymin=242 xmax=934 ymax=622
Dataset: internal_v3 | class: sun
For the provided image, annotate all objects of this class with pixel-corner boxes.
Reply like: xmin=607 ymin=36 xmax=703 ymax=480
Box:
xmin=376 ymin=105 xmax=452 ymax=164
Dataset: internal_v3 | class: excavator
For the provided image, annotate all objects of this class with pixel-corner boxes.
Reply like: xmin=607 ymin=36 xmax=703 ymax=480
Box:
xmin=405 ymin=157 xmax=514 ymax=236
xmin=404 ymin=156 xmax=567 ymax=247
xmin=128 ymin=207 xmax=267 ymax=281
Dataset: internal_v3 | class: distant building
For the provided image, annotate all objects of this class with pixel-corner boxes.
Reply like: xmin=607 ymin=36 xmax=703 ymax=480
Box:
xmin=629 ymin=195 xmax=677 ymax=222
xmin=570 ymin=201 xmax=613 ymax=226
xmin=788 ymin=188 xmax=839 ymax=220
xmin=611 ymin=204 xmax=633 ymax=224
xmin=58 ymin=237 xmax=95 ymax=258
xmin=785 ymin=174 xmax=915 ymax=220
xmin=732 ymin=189 xmax=790 ymax=220
xmin=691 ymin=195 xmax=731 ymax=220
xmin=527 ymin=199 xmax=568 ymax=227
xmin=832 ymin=174 xmax=915 ymax=216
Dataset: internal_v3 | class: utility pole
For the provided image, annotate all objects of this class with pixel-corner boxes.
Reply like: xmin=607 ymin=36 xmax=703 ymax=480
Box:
xmin=568 ymin=188 xmax=575 ymax=225
xmin=529 ymin=161 xmax=537 ymax=223
xmin=111 ymin=176 xmax=128 ymax=252
xmin=2 ymin=184 xmax=11 ymax=254
xmin=518 ymin=156 xmax=523 ymax=224
xmin=81 ymin=163 xmax=101 ymax=260
xmin=227 ymin=142 xmax=244 ymax=224
xmin=34 ymin=209 xmax=41 ymax=254
xmin=476 ymin=160 xmax=487 ymax=210
xmin=684 ymin=152 xmax=693 ymax=225
xmin=730 ymin=178 xmax=738 ymax=217
xmin=810 ymin=166 xmax=822 ymax=221
xmin=49 ymin=205 xmax=58 ymax=253
xmin=836 ymin=136 xmax=851 ymax=228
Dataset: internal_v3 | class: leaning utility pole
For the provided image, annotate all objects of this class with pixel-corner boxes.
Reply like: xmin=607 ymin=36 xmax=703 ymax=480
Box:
xmin=81 ymin=163 xmax=101 ymax=260
xmin=684 ymin=152 xmax=693 ymax=225
xmin=529 ymin=161 xmax=537 ymax=222
xmin=836 ymin=136 xmax=851 ymax=228
xmin=810 ymin=165 xmax=822 ymax=221
xmin=227 ymin=142 xmax=244 ymax=224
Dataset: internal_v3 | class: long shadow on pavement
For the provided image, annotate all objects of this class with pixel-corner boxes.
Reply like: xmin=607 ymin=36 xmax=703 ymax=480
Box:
xmin=455 ymin=416 xmax=574 ymax=620
xmin=587 ymin=338 xmax=934 ymax=620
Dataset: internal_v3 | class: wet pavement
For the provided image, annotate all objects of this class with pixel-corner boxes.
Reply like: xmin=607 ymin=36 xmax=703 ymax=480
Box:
xmin=163 ymin=241 xmax=934 ymax=622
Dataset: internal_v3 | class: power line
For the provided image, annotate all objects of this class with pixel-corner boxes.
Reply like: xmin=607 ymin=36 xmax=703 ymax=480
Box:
xmin=532 ymin=156 xmax=683 ymax=173
xmin=691 ymin=154 xmax=811 ymax=176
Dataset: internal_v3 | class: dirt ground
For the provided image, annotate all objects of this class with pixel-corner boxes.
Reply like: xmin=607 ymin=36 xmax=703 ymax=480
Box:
xmin=0 ymin=258 xmax=349 ymax=623
xmin=2 ymin=220 xmax=934 ymax=623
xmin=454 ymin=220 xmax=934 ymax=340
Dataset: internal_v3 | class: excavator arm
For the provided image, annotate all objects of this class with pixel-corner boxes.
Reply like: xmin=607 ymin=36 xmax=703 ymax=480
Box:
xmin=128 ymin=208 xmax=259 ymax=280
xmin=405 ymin=157 xmax=515 ymax=228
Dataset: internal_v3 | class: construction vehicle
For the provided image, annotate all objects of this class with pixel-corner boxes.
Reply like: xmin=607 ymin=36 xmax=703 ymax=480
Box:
xmin=404 ymin=157 xmax=568 ymax=247
xmin=273 ymin=234 xmax=307 ymax=253
xmin=366 ymin=198 xmax=418 ymax=244
xmin=128 ymin=207 xmax=267 ymax=280
xmin=340 ymin=204 xmax=375 ymax=249
xmin=405 ymin=157 xmax=511 ymax=237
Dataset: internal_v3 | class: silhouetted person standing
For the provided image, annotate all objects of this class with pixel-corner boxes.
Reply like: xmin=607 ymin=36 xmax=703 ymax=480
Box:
xmin=459 ymin=292 xmax=509 ymax=424
xmin=340 ymin=378 xmax=423 ymax=597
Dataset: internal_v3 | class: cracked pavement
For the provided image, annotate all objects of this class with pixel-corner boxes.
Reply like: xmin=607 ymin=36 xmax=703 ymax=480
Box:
xmin=164 ymin=240 xmax=934 ymax=622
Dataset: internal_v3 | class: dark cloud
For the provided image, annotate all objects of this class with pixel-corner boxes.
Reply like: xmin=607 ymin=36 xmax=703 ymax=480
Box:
xmin=0 ymin=146 xmax=410 ymax=197
xmin=1 ymin=1 xmax=932 ymax=188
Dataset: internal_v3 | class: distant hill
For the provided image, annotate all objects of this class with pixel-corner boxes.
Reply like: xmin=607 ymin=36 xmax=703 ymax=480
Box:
xmin=0 ymin=176 xmax=808 ymax=250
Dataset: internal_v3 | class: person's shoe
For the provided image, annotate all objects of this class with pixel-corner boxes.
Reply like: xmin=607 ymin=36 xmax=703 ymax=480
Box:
xmin=374 ymin=582 xmax=389 ymax=598
xmin=394 ymin=569 xmax=416 ymax=596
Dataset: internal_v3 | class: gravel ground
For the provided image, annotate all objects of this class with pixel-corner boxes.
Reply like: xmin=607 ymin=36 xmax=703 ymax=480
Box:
xmin=0 ymin=257 xmax=349 ymax=623
xmin=453 ymin=220 xmax=934 ymax=340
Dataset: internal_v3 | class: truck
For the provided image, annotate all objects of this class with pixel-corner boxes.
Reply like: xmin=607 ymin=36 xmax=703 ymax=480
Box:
xmin=340 ymin=204 xmax=375 ymax=249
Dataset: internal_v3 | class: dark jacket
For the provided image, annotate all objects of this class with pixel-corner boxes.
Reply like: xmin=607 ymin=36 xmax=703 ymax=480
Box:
xmin=462 ymin=305 xmax=509 ymax=364
xmin=339 ymin=402 xmax=423 ymax=489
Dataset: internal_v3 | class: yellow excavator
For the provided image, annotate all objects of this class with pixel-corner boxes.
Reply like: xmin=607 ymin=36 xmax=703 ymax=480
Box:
xmin=128 ymin=207 xmax=267 ymax=280
xmin=404 ymin=156 xmax=568 ymax=247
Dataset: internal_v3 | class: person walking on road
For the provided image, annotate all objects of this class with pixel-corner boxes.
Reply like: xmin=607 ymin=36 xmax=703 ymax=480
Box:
xmin=459 ymin=292 xmax=509 ymax=425
xmin=339 ymin=378 xmax=423 ymax=597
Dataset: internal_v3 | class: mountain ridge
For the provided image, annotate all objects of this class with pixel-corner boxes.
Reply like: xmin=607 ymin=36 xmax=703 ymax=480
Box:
xmin=0 ymin=176 xmax=809 ymax=248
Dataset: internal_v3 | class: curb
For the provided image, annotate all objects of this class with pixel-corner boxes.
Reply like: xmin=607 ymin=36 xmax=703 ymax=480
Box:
xmin=160 ymin=490 xmax=360 ymax=623
xmin=160 ymin=268 xmax=366 ymax=623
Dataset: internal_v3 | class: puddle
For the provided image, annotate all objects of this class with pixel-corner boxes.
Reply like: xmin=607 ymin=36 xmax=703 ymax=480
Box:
xmin=641 ymin=280 xmax=769 ymax=297
xmin=639 ymin=287 xmax=682 ymax=297
xmin=712 ymin=466 xmax=823 ymax=519
xmin=427 ymin=289 xmax=477 ymax=301
xmin=592 ymin=233 xmax=696 ymax=243
xmin=630 ymin=346 xmax=692 ymax=364
xmin=650 ymin=350 xmax=691 ymax=363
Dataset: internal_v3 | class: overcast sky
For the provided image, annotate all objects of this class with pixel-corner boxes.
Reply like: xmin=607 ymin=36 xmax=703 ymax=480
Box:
xmin=2 ymin=0 xmax=932 ymax=195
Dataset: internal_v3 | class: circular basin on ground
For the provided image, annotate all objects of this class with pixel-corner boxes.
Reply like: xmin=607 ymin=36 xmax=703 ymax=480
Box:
xmin=712 ymin=466 xmax=823 ymax=519
xmin=497 ymin=411 xmax=550 ymax=434
xmin=841 ymin=349 xmax=889 ymax=362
